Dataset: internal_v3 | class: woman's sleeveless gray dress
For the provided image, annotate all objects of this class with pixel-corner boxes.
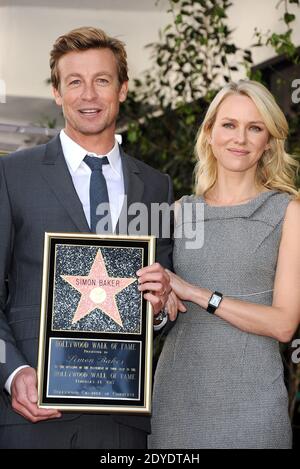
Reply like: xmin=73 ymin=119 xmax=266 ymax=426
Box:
xmin=149 ymin=191 xmax=292 ymax=449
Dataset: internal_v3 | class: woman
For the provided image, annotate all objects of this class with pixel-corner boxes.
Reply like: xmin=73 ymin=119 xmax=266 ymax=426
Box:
xmin=148 ymin=80 xmax=300 ymax=449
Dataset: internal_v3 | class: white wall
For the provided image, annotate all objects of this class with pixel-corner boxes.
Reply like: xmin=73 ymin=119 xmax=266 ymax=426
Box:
xmin=0 ymin=0 xmax=299 ymax=99
xmin=0 ymin=7 xmax=7 ymax=91
xmin=227 ymin=0 xmax=300 ymax=66
xmin=0 ymin=4 xmax=170 ymax=98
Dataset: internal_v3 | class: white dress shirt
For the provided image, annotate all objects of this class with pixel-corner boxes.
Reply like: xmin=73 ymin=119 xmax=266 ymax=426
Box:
xmin=5 ymin=131 xmax=125 ymax=394
xmin=60 ymin=130 xmax=125 ymax=232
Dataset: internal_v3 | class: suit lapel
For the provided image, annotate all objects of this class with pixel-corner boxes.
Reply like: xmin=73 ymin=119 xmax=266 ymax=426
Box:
xmin=39 ymin=135 xmax=90 ymax=233
xmin=117 ymin=148 xmax=145 ymax=234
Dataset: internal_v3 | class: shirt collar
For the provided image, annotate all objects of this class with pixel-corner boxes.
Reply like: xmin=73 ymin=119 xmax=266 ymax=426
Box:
xmin=60 ymin=129 xmax=122 ymax=176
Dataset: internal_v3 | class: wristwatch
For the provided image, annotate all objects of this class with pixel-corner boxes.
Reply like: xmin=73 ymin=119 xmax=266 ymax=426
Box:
xmin=153 ymin=307 xmax=168 ymax=328
xmin=207 ymin=291 xmax=223 ymax=314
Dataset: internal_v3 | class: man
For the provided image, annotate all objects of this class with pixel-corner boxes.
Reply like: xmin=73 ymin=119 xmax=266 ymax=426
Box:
xmin=0 ymin=27 xmax=173 ymax=449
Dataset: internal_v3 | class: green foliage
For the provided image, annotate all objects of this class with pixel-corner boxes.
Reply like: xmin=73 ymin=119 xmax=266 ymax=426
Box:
xmin=253 ymin=0 xmax=300 ymax=62
xmin=122 ymin=0 xmax=300 ymax=197
xmin=123 ymin=100 xmax=205 ymax=199
xmin=137 ymin=0 xmax=253 ymax=107
xmin=122 ymin=0 xmax=254 ymax=196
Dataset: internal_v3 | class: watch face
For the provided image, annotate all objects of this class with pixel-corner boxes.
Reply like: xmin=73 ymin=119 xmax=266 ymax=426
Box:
xmin=210 ymin=294 xmax=221 ymax=307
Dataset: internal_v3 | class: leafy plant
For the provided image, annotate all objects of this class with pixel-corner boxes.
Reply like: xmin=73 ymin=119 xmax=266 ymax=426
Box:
xmin=122 ymin=0 xmax=300 ymax=196
xmin=122 ymin=0 xmax=256 ymax=197
xmin=253 ymin=0 xmax=300 ymax=62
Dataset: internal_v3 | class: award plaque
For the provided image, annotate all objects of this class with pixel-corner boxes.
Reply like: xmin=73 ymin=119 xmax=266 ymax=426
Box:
xmin=37 ymin=233 xmax=155 ymax=414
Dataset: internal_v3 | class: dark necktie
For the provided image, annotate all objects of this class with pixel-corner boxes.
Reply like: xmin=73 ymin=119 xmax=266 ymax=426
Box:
xmin=84 ymin=155 xmax=112 ymax=233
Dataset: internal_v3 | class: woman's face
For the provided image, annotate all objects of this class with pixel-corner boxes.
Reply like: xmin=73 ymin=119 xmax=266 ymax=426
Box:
xmin=209 ymin=94 xmax=270 ymax=174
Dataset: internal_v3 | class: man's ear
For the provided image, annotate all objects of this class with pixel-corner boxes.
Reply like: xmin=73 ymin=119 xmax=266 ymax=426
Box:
xmin=119 ymin=81 xmax=128 ymax=103
xmin=52 ymin=86 xmax=62 ymax=106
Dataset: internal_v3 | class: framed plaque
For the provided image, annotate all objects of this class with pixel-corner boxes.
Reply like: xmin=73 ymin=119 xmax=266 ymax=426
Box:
xmin=37 ymin=233 xmax=155 ymax=414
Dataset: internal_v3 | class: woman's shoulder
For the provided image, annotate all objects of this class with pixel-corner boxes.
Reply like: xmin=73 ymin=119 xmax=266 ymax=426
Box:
xmin=278 ymin=196 xmax=300 ymax=259
xmin=254 ymin=190 xmax=299 ymax=228
xmin=176 ymin=194 xmax=201 ymax=206
xmin=284 ymin=197 xmax=300 ymax=224
xmin=263 ymin=190 xmax=296 ymax=211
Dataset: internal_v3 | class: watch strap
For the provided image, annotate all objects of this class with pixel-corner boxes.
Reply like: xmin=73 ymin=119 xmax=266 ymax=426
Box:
xmin=207 ymin=291 xmax=223 ymax=314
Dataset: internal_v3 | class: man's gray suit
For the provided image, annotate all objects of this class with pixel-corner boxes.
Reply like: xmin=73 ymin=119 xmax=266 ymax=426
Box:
xmin=0 ymin=135 xmax=173 ymax=447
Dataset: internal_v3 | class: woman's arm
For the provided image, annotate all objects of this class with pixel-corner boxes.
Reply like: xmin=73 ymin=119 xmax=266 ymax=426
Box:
xmin=167 ymin=199 xmax=300 ymax=343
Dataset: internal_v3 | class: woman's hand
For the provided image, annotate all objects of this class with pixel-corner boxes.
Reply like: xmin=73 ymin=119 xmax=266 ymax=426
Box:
xmin=166 ymin=290 xmax=187 ymax=321
xmin=166 ymin=269 xmax=196 ymax=302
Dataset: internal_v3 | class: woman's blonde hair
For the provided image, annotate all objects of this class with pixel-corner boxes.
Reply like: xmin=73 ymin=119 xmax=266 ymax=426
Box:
xmin=194 ymin=79 xmax=299 ymax=199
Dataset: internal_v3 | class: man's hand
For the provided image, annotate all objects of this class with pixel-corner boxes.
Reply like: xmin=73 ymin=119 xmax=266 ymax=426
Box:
xmin=137 ymin=263 xmax=171 ymax=314
xmin=11 ymin=367 xmax=62 ymax=423
xmin=166 ymin=290 xmax=187 ymax=321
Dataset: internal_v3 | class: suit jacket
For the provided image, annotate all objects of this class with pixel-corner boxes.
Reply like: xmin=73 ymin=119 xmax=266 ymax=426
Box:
xmin=0 ymin=135 xmax=174 ymax=433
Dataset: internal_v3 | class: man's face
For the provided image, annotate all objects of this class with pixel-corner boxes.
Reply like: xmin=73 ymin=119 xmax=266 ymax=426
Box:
xmin=53 ymin=48 xmax=128 ymax=142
